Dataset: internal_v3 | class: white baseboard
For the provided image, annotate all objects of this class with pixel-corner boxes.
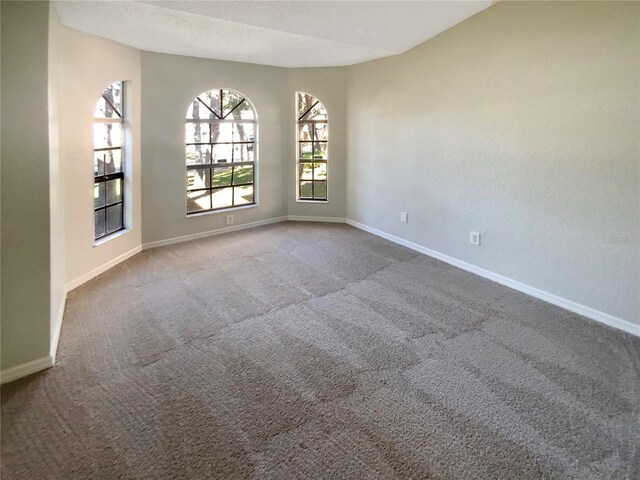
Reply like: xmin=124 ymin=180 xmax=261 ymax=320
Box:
xmin=142 ymin=216 xmax=289 ymax=250
xmin=287 ymin=215 xmax=346 ymax=223
xmin=1 ymin=355 xmax=54 ymax=385
xmin=66 ymin=245 xmax=143 ymax=292
xmin=1 ymin=291 xmax=67 ymax=385
xmin=345 ymin=218 xmax=640 ymax=338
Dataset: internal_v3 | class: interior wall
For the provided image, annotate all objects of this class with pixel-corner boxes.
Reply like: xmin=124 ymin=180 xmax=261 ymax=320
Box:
xmin=58 ymin=25 xmax=142 ymax=286
xmin=138 ymin=54 xmax=270 ymax=243
xmin=141 ymin=53 xmax=349 ymax=246
xmin=48 ymin=0 xmax=65 ymax=355
xmin=347 ymin=0 xmax=640 ymax=325
xmin=286 ymin=68 xmax=348 ymax=219
xmin=1 ymin=1 xmax=52 ymax=370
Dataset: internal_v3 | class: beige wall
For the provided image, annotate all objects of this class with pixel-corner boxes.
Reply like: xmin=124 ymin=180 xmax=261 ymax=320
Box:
xmin=1 ymin=1 xmax=52 ymax=370
xmin=287 ymin=68 xmax=348 ymax=219
xmin=58 ymin=26 xmax=142 ymax=286
xmin=3 ymin=0 xmax=638 ymax=379
xmin=49 ymin=0 xmax=65 ymax=356
xmin=140 ymin=53 xmax=348 ymax=244
xmin=347 ymin=1 xmax=640 ymax=324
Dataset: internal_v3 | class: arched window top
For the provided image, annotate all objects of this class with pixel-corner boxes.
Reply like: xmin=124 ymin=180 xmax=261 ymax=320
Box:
xmin=186 ymin=88 xmax=256 ymax=121
xmin=185 ymin=88 xmax=258 ymax=214
xmin=297 ymin=92 xmax=327 ymax=122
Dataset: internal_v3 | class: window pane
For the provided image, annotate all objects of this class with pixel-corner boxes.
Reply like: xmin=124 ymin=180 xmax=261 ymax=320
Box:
xmin=106 ymin=204 xmax=123 ymax=233
xmin=298 ymin=123 xmax=313 ymax=142
xmin=300 ymin=181 xmax=313 ymax=198
xmin=211 ymin=144 xmax=233 ymax=163
xmin=299 ymin=142 xmax=313 ymax=160
xmin=186 ymin=145 xmax=211 ymax=165
xmin=199 ymin=90 xmax=222 ymax=119
xmin=94 ymin=152 xmax=104 ymax=176
xmin=188 ymin=190 xmax=211 ymax=213
xmin=232 ymin=143 xmax=254 ymax=163
xmin=212 ymin=166 xmax=232 ymax=187
xmin=314 ymin=123 xmax=328 ymax=141
xmin=187 ymin=168 xmax=210 ymax=190
xmin=94 ymin=149 xmax=122 ymax=175
xmin=312 ymin=142 xmax=327 ymax=160
xmin=212 ymin=123 xmax=255 ymax=143
xmin=94 ymin=123 xmax=122 ymax=149
xmin=212 ymin=187 xmax=233 ymax=209
xmin=233 ymin=165 xmax=253 ymax=185
xmin=106 ymin=179 xmax=123 ymax=204
xmin=314 ymin=162 xmax=327 ymax=180
xmin=94 ymin=210 xmax=106 ymax=238
xmin=234 ymin=123 xmax=255 ymax=143
xmin=185 ymin=122 xmax=210 ymax=144
xmin=313 ymin=181 xmax=327 ymax=199
xmin=186 ymin=92 xmax=221 ymax=120
xmin=305 ymin=103 xmax=327 ymax=121
xmin=297 ymin=92 xmax=318 ymax=119
xmin=234 ymin=185 xmax=254 ymax=205
xmin=94 ymin=82 xmax=123 ymax=119
xmin=234 ymin=102 xmax=255 ymax=120
xmin=94 ymin=182 xmax=105 ymax=209
xmin=222 ymin=90 xmax=245 ymax=117
xmin=299 ymin=163 xmax=313 ymax=181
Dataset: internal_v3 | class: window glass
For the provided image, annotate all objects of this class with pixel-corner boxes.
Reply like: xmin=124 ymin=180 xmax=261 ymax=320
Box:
xmin=185 ymin=89 xmax=257 ymax=214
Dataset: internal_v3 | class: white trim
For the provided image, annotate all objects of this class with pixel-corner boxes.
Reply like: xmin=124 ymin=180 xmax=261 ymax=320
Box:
xmin=287 ymin=215 xmax=345 ymax=223
xmin=1 ymin=355 xmax=54 ymax=385
xmin=93 ymin=228 xmax=130 ymax=247
xmin=66 ymin=245 xmax=142 ymax=291
xmin=50 ymin=291 xmax=67 ymax=361
xmin=1 ymin=289 xmax=68 ymax=385
xmin=142 ymin=216 xmax=288 ymax=250
xmin=345 ymin=218 xmax=640 ymax=338
xmin=186 ymin=203 xmax=258 ymax=218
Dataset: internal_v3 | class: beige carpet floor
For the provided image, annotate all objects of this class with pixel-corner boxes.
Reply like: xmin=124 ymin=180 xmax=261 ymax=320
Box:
xmin=2 ymin=222 xmax=639 ymax=479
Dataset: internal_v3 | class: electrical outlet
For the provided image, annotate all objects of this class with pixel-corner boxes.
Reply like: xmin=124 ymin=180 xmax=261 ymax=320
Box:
xmin=226 ymin=215 xmax=234 ymax=225
xmin=470 ymin=231 xmax=481 ymax=246
xmin=400 ymin=211 xmax=408 ymax=223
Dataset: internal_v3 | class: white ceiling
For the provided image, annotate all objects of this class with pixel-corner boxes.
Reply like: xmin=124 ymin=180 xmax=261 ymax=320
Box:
xmin=54 ymin=1 xmax=494 ymax=68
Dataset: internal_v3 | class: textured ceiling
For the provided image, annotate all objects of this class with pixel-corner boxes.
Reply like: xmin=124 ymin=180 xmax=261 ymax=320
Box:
xmin=54 ymin=1 xmax=493 ymax=68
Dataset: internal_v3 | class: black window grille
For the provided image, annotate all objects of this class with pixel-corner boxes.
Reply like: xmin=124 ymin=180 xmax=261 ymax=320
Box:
xmin=94 ymin=81 xmax=125 ymax=240
xmin=185 ymin=89 xmax=257 ymax=214
xmin=297 ymin=92 xmax=328 ymax=201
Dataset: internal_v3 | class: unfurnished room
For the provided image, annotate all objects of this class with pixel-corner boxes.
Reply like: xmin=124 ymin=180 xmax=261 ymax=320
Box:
xmin=1 ymin=1 xmax=639 ymax=478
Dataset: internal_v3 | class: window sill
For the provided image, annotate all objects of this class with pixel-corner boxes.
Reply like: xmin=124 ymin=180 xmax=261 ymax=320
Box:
xmin=93 ymin=228 xmax=130 ymax=247
xmin=186 ymin=203 xmax=259 ymax=218
xmin=295 ymin=199 xmax=329 ymax=204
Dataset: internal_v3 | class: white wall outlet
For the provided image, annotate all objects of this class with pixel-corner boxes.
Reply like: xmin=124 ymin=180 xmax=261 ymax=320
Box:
xmin=226 ymin=215 xmax=234 ymax=225
xmin=470 ymin=231 xmax=481 ymax=246
xmin=400 ymin=211 xmax=408 ymax=223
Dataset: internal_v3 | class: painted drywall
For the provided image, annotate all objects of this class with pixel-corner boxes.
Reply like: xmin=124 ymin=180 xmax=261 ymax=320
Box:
xmin=287 ymin=68 xmax=348 ymax=218
xmin=58 ymin=25 xmax=142 ymax=287
xmin=1 ymin=1 xmax=52 ymax=370
xmin=49 ymin=1 xmax=66 ymax=356
xmin=347 ymin=1 xmax=640 ymax=325
xmin=140 ymin=52 xmax=287 ymax=243
xmin=140 ymin=52 xmax=348 ymax=244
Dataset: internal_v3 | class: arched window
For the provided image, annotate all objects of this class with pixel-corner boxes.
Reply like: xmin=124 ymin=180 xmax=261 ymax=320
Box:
xmin=93 ymin=81 xmax=125 ymax=240
xmin=296 ymin=92 xmax=327 ymax=201
xmin=185 ymin=89 xmax=257 ymax=214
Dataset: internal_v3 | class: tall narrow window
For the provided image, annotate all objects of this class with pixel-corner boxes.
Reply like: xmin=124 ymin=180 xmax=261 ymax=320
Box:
xmin=93 ymin=81 xmax=125 ymax=240
xmin=297 ymin=92 xmax=328 ymax=201
xmin=185 ymin=89 xmax=257 ymax=214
